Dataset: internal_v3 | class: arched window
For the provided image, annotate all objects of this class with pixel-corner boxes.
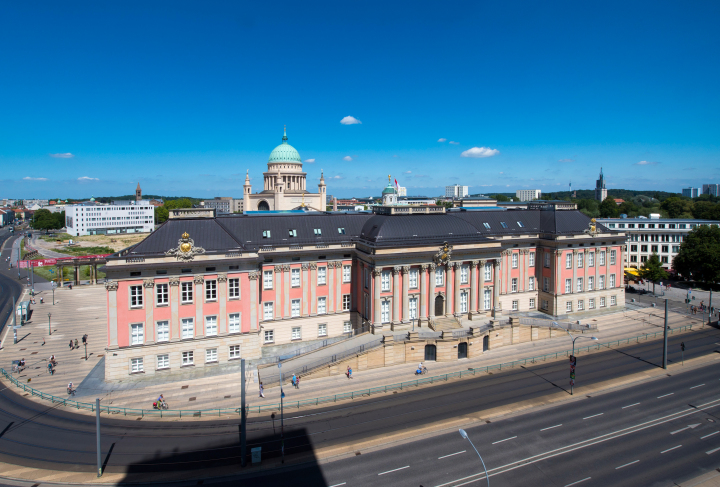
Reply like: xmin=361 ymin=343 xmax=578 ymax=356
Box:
xmin=258 ymin=201 xmax=270 ymax=211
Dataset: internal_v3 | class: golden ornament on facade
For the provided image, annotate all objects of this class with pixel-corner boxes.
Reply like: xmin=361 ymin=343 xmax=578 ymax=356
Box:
xmin=166 ymin=232 xmax=205 ymax=261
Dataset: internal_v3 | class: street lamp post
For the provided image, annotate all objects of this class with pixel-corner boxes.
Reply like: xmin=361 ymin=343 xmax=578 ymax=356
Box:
xmin=48 ymin=312 xmax=51 ymax=335
xmin=278 ymin=362 xmax=285 ymax=464
xmin=564 ymin=329 xmax=598 ymax=395
xmin=52 ymin=280 xmax=56 ymax=305
xmin=459 ymin=429 xmax=490 ymax=487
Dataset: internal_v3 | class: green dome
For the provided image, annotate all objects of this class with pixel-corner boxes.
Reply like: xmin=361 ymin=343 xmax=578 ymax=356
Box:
xmin=268 ymin=128 xmax=301 ymax=163
xmin=382 ymin=184 xmax=397 ymax=195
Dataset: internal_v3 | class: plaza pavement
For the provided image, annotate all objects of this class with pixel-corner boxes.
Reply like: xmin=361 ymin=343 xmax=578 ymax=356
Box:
xmin=0 ymin=283 xmax=706 ymax=415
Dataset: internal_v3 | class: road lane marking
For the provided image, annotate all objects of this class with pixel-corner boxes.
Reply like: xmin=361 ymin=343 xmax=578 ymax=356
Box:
xmin=707 ymin=447 xmax=720 ymax=455
xmin=691 ymin=384 xmax=706 ymax=389
xmin=657 ymin=393 xmax=674 ymax=399
xmin=540 ymin=424 xmax=562 ymax=431
xmin=329 ymin=484 xmax=347 ymax=487
xmin=439 ymin=451 xmax=466 ymax=459
xmin=671 ymin=424 xmax=700 ymax=435
xmin=615 ymin=460 xmax=639 ymax=469
xmin=622 ymin=403 xmax=640 ymax=409
xmin=564 ymin=478 xmax=591 ymax=487
xmin=661 ymin=445 xmax=682 ymax=454
xmin=492 ymin=436 xmax=517 ymax=444
xmin=583 ymin=413 xmax=603 ymax=420
xmin=702 ymin=432 xmax=719 ymax=439
xmin=379 ymin=466 xmax=409 ymax=475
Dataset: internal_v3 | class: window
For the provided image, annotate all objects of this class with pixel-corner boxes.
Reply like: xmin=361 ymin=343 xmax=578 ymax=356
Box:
xmin=338 ymin=227 xmax=346 ymax=234
xmin=157 ymin=354 xmax=169 ymax=369
xmin=600 ymin=297 xmax=606 ymax=307
xmin=263 ymin=271 xmax=273 ymax=290
xmin=435 ymin=268 xmax=444 ymax=286
xmin=131 ymin=358 xmax=143 ymax=373
xmin=565 ymin=279 xmax=572 ymax=293
xmin=181 ymin=282 xmax=193 ymax=303
xmin=291 ymin=268 xmax=300 ymax=287
xmin=517 ymin=221 xmax=525 ymax=228
xmin=156 ymin=284 xmax=168 ymax=305
xmin=529 ymin=252 xmax=535 ymax=267
xmin=610 ymin=250 xmax=616 ymax=265
xmin=577 ymin=300 xmax=584 ymax=311
xmin=314 ymin=228 xmax=322 ymax=235
xmin=228 ymin=313 xmax=240 ymax=333
xmin=206 ymin=348 xmax=218 ymax=363
xmin=381 ymin=271 xmax=390 ymax=291
xmin=566 ymin=301 xmax=572 ymax=312
xmin=543 ymin=277 xmax=549 ymax=293
xmin=566 ymin=253 xmax=572 ymax=269
xmin=205 ymin=316 xmax=218 ymax=336
xmin=542 ymin=300 xmax=549 ymax=311
xmin=156 ymin=321 xmax=169 ymax=342
xmin=577 ymin=253 xmax=584 ymax=268
xmin=599 ymin=251 xmax=606 ymax=265
xmin=130 ymin=286 xmax=143 ymax=308
xmin=289 ymin=229 xmax=297 ymax=237
xmin=205 ymin=280 xmax=217 ymax=301
xmin=317 ymin=297 xmax=327 ymax=314
xmin=343 ymin=321 xmax=352 ymax=334
xmin=610 ymin=274 xmax=616 ymax=288
xmin=182 ymin=351 xmax=194 ymax=366
xmin=588 ymin=276 xmax=594 ymax=291
xmin=528 ymin=276 xmax=535 ymax=291
xmin=409 ymin=296 xmax=418 ymax=319
xmin=589 ymin=298 xmax=595 ymax=309
xmin=264 ymin=329 xmax=274 ymax=343
xmin=589 ymin=253 xmax=594 ymax=267
xmin=318 ymin=323 xmax=327 ymax=337
xmin=342 ymin=294 xmax=350 ymax=311
xmin=460 ymin=265 xmax=469 ymax=283
xmin=318 ymin=267 xmax=327 ymax=285
xmin=544 ymin=253 xmax=550 ymax=268
xmin=131 ymin=324 xmax=143 ymax=345
xmin=483 ymin=222 xmax=491 ymax=229
xmin=483 ymin=289 xmax=491 ymax=310
xmin=511 ymin=278 xmax=517 ymax=293
xmin=630 ymin=245 xmax=637 ymax=252
xmin=381 ymin=300 xmax=390 ymax=323
xmin=577 ymin=278 xmax=583 ymax=293
xmin=484 ymin=263 xmax=492 ymax=281
xmin=511 ymin=300 xmax=518 ymax=311
xmin=410 ymin=269 xmax=418 ymax=288
xmin=229 ymin=345 xmax=241 ymax=359
xmin=343 ymin=265 xmax=351 ymax=283
xmin=599 ymin=275 xmax=605 ymax=290
xmin=289 ymin=299 xmax=300 ymax=317
xmin=264 ymin=302 xmax=274 ymax=320
xmin=292 ymin=327 xmax=301 ymax=340
xmin=229 ymin=279 xmax=240 ymax=299
xmin=529 ymin=298 xmax=536 ymax=309
xmin=641 ymin=245 xmax=648 ymax=252
xmin=181 ymin=318 xmax=194 ymax=339
xmin=500 ymin=222 xmax=508 ymax=228
xmin=651 ymin=245 xmax=658 ymax=253
xmin=460 ymin=292 xmax=468 ymax=313
xmin=262 ymin=230 xmax=271 ymax=238
xmin=512 ymin=254 xmax=518 ymax=269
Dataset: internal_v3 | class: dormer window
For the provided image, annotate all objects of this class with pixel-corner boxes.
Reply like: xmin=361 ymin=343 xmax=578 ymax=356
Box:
xmin=483 ymin=223 xmax=490 ymax=229
xmin=314 ymin=228 xmax=322 ymax=235
xmin=289 ymin=229 xmax=297 ymax=237
xmin=338 ymin=228 xmax=346 ymax=234
xmin=262 ymin=230 xmax=271 ymax=238
xmin=517 ymin=221 xmax=525 ymax=228
xmin=500 ymin=222 xmax=508 ymax=229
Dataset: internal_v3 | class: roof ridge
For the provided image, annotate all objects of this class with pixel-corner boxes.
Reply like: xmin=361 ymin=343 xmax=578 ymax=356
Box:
xmin=213 ymin=218 xmax=247 ymax=250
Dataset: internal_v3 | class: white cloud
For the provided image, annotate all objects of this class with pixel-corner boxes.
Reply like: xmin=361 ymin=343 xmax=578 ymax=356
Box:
xmin=340 ymin=116 xmax=362 ymax=125
xmin=499 ymin=171 xmax=504 ymax=174
xmin=461 ymin=147 xmax=500 ymax=158
xmin=404 ymin=170 xmax=412 ymax=174
xmin=329 ymin=175 xmax=344 ymax=180
xmin=343 ymin=156 xmax=353 ymax=162
xmin=635 ymin=160 xmax=659 ymax=165
xmin=558 ymin=158 xmax=575 ymax=163
xmin=77 ymin=176 xmax=99 ymax=181
xmin=304 ymin=158 xmax=315 ymax=163
xmin=449 ymin=141 xmax=460 ymax=145
xmin=438 ymin=138 xmax=447 ymax=142
xmin=49 ymin=153 xmax=74 ymax=158
xmin=23 ymin=176 xmax=49 ymax=181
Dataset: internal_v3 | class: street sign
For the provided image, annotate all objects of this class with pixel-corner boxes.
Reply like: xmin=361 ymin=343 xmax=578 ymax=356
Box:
xmin=569 ymin=379 xmax=575 ymax=386
xmin=681 ymin=342 xmax=685 ymax=351
xmin=251 ymin=447 xmax=261 ymax=464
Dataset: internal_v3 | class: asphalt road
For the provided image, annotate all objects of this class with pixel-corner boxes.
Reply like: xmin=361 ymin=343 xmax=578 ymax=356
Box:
xmin=0 ymin=228 xmax=24 ymax=340
xmin=0 ymin=320 xmax=719 ymax=485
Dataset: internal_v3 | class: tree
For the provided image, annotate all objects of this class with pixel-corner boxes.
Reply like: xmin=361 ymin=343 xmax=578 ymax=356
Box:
xmin=660 ymin=197 xmax=694 ymax=218
xmin=155 ymin=198 xmax=194 ymax=223
xmin=639 ymin=253 xmax=669 ymax=295
xmin=490 ymin=194 xmax=510 ymax=202
xmin=599 ymin=197 xmax=619 ymax=218
xmin=673 ymin=225 xmax=720 ymax=287
xmin=154 ymin=206 xmax=170 ymax=224
xmin=31 ymin=209 xmax=64 ymax=230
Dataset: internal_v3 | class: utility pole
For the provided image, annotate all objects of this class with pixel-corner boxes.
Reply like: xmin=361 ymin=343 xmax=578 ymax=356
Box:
xmin=12 ymin=297 xmax=17 ymax=345
xmin=48 ymin=312 xmax=51 ymax=335
xmin=709 ymin=288 xmax=713 ymax=326
xmin=662 ymin=299 xmax=668 ymax=369
xmin=278 ymin=362 xmax=284 ymax=464
xmin=240 ymin=358 xmax=247 ymax=467
xmin=96 ymin=398 xmax=102 ymax=477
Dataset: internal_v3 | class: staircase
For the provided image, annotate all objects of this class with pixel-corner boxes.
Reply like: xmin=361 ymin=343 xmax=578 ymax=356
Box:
xmin=431 ymin=316 xmax=463 ymax=331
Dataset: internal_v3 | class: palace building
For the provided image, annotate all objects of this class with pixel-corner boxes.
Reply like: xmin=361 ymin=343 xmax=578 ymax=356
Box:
xmin=102 ymin=194 xmax=626 ymax=379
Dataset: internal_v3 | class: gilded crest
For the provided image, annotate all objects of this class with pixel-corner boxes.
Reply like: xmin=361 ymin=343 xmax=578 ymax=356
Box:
xmin=166 ymin=232 xmax=205 ymax=261
xmin=434 ymin=241 xmax=453 ymax=266
xmin=584 ymin=218 xmax=599 ymax=237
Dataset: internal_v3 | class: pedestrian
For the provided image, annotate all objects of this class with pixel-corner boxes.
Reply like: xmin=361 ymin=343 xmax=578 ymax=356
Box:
xmin=82 ymin=334 xmax=87 ymax=346
xmin=346 ymin=366 xmax=353 ymax=379
xmin=47 ymin=362 xmax=54 ymax=375
xmin=291 ymin=374 xmax=297 ymax=388
xmin=296 ymin=376 xmax=300 ymax=389
xmin=259 ymin=382 xmax=265 ymax=398
xmin=68 ymin=339 xmax=73 ymax=350
xmin=74 ymin=338 xmax=78 ymax=349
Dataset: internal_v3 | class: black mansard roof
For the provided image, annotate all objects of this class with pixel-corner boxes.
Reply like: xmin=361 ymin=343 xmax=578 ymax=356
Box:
xmin=115 ymin=209 xmax=617 ymax=258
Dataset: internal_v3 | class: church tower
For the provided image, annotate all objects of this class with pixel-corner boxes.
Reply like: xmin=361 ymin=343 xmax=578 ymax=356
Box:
xmin=135 ymin=182 xmax=142 ymax=202
xmin=382 ymin=175 xmax=398 ymax=205
xmin=595 ymin=168 xmax=607 ymax=201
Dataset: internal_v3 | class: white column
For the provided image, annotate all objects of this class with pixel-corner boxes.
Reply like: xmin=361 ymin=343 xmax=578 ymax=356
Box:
xmin=453 ymin=262 xmax=461 ymax=316
xmin=402 ymin=266 xmax=410 ymax=322
xmin=420 ymin=264 xmax=428 ymax=323
xmin=373 ymin=267 xmax=382 ymax=328
xmin=429 ymin=263 xmax=437 ymax=319
xmin=392 ymin=266 xmax=401 ymax=323
xmin=492 ymin=259 xmax=501 ymax=317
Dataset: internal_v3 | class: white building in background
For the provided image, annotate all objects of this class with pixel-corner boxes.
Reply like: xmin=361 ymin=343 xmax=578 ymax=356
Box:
xmin=397 ymin=186 xmax=407 ymax=197
xmin=515 ymin=189 xmax=541 ymax=202
xmin=702 ymin=184 xmax=720 ymax=197
xmin=65 ymin=200 xmax=155 ymax=237
xmin=202 ymin=197 xmax=243 ymax=214
xmin=23 ymin=199 xmax=49 ymax=207
xmin=682 ymin=187 xmax=700 ymax=198
xmin=445 ymin=185 xmax=469 ymax=198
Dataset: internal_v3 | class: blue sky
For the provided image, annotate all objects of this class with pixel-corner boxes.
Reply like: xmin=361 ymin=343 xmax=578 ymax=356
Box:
xmin=1 ymin=1 xmax=719 ymax=199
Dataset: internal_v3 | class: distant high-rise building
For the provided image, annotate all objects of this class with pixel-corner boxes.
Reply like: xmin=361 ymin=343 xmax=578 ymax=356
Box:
xmin=445 ymin=185 xmax=469 ymax=198
xmin=702 ymin=184 xmax=720 ymax=197
xmin=682 ymin=187 xmax=700 ymax=198
xmin=595 ymin=168 xmax=607 ymax=201
xmin=515 ymin=189 xmax=541 ymax=202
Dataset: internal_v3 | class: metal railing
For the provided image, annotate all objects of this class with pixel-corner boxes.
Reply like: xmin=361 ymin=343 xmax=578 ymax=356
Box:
xmin=264 ymin=325 xmax=370 ymax=363
xmin=0 ymin=322 xmax=698 ymax=418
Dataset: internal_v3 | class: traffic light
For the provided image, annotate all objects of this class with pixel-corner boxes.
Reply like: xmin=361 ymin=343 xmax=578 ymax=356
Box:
xmin=681 ymin=342 xmax=685 ymax=351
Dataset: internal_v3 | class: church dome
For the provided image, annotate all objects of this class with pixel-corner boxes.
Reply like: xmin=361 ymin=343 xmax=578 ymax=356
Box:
xmin=268 ymin=128 xmax=301 ymax=163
